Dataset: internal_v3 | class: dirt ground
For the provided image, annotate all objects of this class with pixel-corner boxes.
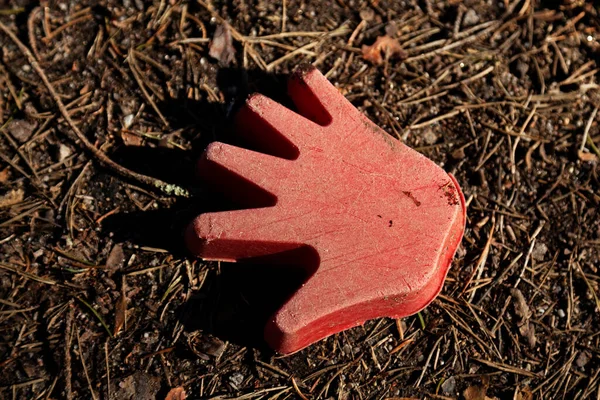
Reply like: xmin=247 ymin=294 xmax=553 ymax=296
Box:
xmin=1 ymin=0 xmax=600 ymax=399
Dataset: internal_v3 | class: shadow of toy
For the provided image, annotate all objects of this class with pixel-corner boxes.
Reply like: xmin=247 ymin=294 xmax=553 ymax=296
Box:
xmin=180 ymin=246 xmax=320 ymax=352
xmin=102 ymin=68 xmax=312 ymax=351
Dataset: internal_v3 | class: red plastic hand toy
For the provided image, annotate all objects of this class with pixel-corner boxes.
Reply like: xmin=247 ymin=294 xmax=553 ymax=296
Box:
xmin=186 ymin=66 xmax=465 ymax=354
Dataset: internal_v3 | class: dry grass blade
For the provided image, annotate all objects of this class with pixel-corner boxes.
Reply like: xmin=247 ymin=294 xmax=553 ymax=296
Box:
xmin=266 ymin=24 xmax=350 ymax=71
xmin=0 ymin=262 xmax=57 ymax=285
xmin=0 ymin=119 xmax=40 ymax=181
xmin=414 ymin=335 xmax=444 ymax=387
xmin=76 ymin=329 xmax=99 ymax=400
xmin=410 ymin=109 xmax=460 ymax=129
xmin=126 ymin=49 xmax=170 ymax=127
xmin=76 ymin=297 xmax=114 ymax=339
xmin=463 ymin=219 xmax=495 ymax=300
xmin=580 ymin=106 xmax=599 ymax=158
xmin=575 ymin=261 xmax=600 ymax=313
xmin=291 ymin=376 xmax=309 ymax=400
xmin=404 ymin=20 xmax=502 ymax=62
xmin=473 ymin=358 xmax=539 ymax=378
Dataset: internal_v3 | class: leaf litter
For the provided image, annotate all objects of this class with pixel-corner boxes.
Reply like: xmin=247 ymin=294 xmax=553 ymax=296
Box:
xmin=362 ymin=35 xmax=406 ymax=65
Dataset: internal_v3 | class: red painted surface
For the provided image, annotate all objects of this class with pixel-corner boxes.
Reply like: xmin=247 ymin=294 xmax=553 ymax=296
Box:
xmin=186 ymin=66 xmax=466 ymax=354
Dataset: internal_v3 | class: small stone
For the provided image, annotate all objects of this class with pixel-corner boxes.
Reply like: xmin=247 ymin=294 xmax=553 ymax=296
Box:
xmin=441 ymin=376 xmax=456 ymax=394
xmin=123 ymin=114 xmax=135 ymax=128
xmin=385 ymin=22 xmax=398 ymax=36
xmin=451 ymin=147 xmax=465 ymax=160
xmin=59 ymin=144 xmax=72 ymax=162
xmin=532 ymin=242 xmax=548 ymax=261
xmin=7 ymin=119 xmax=37 ymax=143
xmin=342 ymin=343 xmax=353 ymax=355
xmin=32 ymin=249 xmax=44 ymax=259
xmin=576 ymin=351 xmax=590 ymax=368
xmin=463 ymin=9 xmax=480 ymax=26
xmin=423 ymin=129 xmax=438 ymax=145
xmin=229 ymin=372 xmax=244 ymax=388
xmin=516 ymin=60 xmax=529 ymax=78
xmin=359 ymin=8 xmax=375 ymax=22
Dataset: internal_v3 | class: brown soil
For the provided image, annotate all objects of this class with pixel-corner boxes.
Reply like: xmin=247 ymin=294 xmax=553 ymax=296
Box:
xmin=1 ymin=0 xmax=600 ymax=399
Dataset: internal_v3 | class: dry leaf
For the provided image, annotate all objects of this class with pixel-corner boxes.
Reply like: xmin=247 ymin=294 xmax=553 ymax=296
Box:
xmin=511 ymin=288 xmax=537 ymax=348
xmin=106 ymin=244 xmax=126 ymax=273
xmin=519 ymin=322 xmax=537 ymax=348
xmin=7 ymin=119 xmax=37 ymax=143
xmin=188 ymin=331 xmax=225 ymax=359
xmin=209 ymin=24 xmax=236 ymax=66
xmin=578 ymin=150 xmax=598 ymax=162
xmin=464 ymin=385 xmax=496 ymax=400
xmin=515 ymin=386 xmax=533 ymax=400
xmin=362 ymin=35 xmax=406 ymax=65
xmin=120 ymin=131 xmax=144 ymax=146
xmin=0 ymin=167 xmax=9 ymax=184
xmin=0 ymin=188 xmax=24 ymax=208
xmin=113 ymin=293 xmax=127 ymax=336
xmin=464 ymin=376 xmax=494 ymax=400
xmin=464 ymin=385 xmax=486 ymax=400
xmin=510 ymin=288 xmax=531 ymax=320
xmin=165 ymin=387 xmax=186 ymax=400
